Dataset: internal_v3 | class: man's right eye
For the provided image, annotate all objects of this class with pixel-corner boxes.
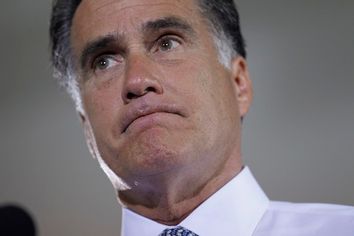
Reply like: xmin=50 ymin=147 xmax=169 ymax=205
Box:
xmin=92 ymin=55 xmax=119 ymax=72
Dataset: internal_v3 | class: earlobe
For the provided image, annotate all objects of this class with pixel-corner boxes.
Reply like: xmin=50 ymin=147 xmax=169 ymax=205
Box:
xmin=231 ymin=57 xmax=253 ymax=118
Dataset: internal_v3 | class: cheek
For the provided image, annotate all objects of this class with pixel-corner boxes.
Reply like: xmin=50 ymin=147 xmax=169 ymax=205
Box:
xmin=187 ymin=64 xmax=238 ymax=125
xmin=166 ymin=64 xmax=219 ymax=128
xmin=178 ymin=61 xmax=226 ymax=105
xmin=82 ymin=85 xmax=120 ymax=137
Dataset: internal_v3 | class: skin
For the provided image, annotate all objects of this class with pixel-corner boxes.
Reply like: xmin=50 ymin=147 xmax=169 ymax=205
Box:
xmin=71 ymin=0 xmax=253 ymax=225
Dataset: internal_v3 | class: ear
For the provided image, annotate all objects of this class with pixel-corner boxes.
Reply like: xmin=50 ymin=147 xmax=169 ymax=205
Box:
xmin=78 ymin=111 xmax=98 ymax=160
xmin=230 ymin=57 xmax=253 ymax=118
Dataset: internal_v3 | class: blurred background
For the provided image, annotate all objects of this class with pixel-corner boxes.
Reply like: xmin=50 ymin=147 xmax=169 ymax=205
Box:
xmin=1 ymin=0 xmax=353 ymax=235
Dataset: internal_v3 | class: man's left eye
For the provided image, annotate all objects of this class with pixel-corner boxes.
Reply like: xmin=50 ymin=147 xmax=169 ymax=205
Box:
xmin=157 ymin=37 xmax=181 ymax=52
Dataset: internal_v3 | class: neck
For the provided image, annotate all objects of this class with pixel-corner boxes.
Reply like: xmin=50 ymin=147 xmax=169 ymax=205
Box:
xmin=118 ymin=157 xmax=243 ymax=225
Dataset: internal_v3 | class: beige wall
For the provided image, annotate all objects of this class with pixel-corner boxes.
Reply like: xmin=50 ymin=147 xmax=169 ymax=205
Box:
xmin=1 ymin=1 xmax=353 ymax=235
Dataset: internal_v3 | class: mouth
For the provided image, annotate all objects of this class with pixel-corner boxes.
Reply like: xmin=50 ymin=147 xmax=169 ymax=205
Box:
xmin=121 ymin=104 xmax=184 ymax=134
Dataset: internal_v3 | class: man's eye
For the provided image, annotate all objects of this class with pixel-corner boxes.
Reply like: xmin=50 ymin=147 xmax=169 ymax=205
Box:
xmin=92 ymin=55 xmax=118 ymax=71
xmin=157 ymin=37 xmax=181 ymax=52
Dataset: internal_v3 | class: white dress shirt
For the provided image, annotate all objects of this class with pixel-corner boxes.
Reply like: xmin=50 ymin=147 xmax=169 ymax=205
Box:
xmin=121 ymin=167 xmax=354 ymax=236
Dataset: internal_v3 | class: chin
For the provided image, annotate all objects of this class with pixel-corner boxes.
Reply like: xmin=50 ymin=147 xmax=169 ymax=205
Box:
xmin=119 ymin=134 xmax=188 ymax=178
xmin=134 ymin=146 xmax=179 ymax=174
xmin=103 ymin=125 xmax=198 ymax=181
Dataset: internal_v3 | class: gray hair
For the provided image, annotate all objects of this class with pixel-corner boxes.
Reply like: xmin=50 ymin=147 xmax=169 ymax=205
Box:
xmin=49 ymin=0 xmax=246 ymax=111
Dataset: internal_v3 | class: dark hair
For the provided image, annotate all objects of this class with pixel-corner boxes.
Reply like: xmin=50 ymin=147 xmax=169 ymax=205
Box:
xmin=50 ymin=0 xmax=81 ymax=90
xmin=49 ymin=0 xmax=246 ymax=105
xmin=197 ymin=0 xmax=246 ymax=58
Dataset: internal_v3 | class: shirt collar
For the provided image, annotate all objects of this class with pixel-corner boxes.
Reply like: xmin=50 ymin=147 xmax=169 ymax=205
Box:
xmin=121 ymin=167 xmax=269 ymax=236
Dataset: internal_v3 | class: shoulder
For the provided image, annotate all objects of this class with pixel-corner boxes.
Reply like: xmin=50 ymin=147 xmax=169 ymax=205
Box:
xmin=254 ymin=201 xmax=354 ymax=236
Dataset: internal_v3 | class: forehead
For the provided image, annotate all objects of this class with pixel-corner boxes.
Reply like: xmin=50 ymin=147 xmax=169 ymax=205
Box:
xmin=75 ymin=0 xmax=199 ymax=15
xmin=71 ymin=0 xmax=203 ymax=49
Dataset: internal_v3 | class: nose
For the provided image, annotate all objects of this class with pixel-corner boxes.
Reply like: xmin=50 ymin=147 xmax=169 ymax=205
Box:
xmin=122 ymin=55 xmax=163 ymax=104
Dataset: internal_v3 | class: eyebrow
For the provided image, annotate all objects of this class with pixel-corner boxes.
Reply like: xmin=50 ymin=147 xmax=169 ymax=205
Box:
xmin=142 ymin=16 xmax=195 ymax=35
xmin=80 ymin=34 xmax=121 ymax=70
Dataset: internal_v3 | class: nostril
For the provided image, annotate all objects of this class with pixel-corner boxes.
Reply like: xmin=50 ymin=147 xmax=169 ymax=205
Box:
xmin=126 ymin=87 xmax=156 ymax=101
xmin=145 ymin=86 xmax=156 ymax=93
xmin=127 ymin=92 xmax=137 ymax=100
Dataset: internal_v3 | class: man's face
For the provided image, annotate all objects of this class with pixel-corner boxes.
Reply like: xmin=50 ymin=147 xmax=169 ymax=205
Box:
xmin=71 ymin=0 xmax=251 ymax=187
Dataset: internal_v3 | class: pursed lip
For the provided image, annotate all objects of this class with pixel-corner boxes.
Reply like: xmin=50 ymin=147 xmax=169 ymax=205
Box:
xmin=121 ymin=102 xmax=185 ymax=134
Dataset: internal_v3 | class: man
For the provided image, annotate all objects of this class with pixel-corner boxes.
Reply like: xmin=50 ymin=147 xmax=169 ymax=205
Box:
xmin=49 ymin=0 xmax=354 ymax=235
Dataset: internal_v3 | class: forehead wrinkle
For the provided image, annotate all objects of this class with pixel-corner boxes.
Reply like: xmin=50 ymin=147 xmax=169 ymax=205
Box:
xmin=75 ymin=0 xmax=200 ymax=34
xmin=93 ymin=1 xmax=191 ymax=17
xmin=76 ymin=1 xmax=194 ymax=35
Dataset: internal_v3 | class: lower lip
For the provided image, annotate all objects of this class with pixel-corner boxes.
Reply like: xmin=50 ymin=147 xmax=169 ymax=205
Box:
xmin=126 ymin=112 xmax=179 ymax=134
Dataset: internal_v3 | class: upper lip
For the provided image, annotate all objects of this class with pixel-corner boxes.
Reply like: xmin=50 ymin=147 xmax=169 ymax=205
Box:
xmin=121 ymin=101 xmax=184 ymax=133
